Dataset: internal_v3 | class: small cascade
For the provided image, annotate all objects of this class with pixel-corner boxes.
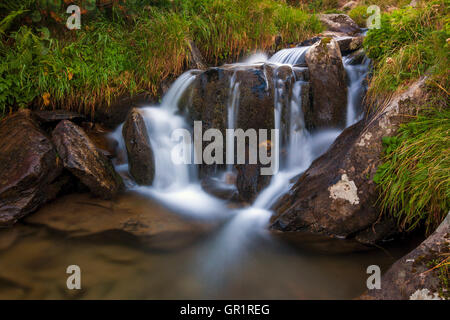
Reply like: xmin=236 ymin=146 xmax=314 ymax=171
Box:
xmin=112 ymin=70 xmax=230 ymax=219
xmin=269 ymin=46 xmax=310 ymax=65
xmin=226 ymin=71 xmax=240 ymax=172
xmin=343 ymin=55 xmax=370 ymax=127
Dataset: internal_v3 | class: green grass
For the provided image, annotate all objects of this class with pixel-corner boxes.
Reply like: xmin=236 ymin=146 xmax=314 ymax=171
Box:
xmin=0 ymin=0 xmax=323 ymax=116
xmin=373 ymin=97 xmax=450 ymax=233
xmin=363 ymin=0 xmax=449 ymax=105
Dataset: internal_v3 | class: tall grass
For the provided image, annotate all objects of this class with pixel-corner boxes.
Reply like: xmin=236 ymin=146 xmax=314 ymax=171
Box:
xmin=0 ymin=0 xmax=322 ymax=116
xmin=364 ymin=0 xmax=449 ymax=106
xmin=374 ymin=94 xmax=450 ymax=232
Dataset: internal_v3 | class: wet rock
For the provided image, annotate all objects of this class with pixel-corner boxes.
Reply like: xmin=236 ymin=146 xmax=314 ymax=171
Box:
xmin=345 ymin=48 xmax=367 ymax=65
xmin=182 ymin=63 xmax=310 ymax=201
xmin=235 ymin=163 xmax=271 ymax=202
xmin=335 ymin=36 xmax=364 ymax=55
xmin=33 ymin=110 xmax=85 ymax=126
xmin=271 ymin=78 xmax=428 ymax=241
xmin=93 ymin=93 xmax=154 ymax=129
xmin=360 ymin=213 xmax=450 ymax=300
xmin=52 ymin=120 xmax=124 ymax=199
xmin=188 ymin=40 xmax=207 ymax=70
xmin=297 ymin=37 xmax=321 ymax=47
xmin=25 ymin=193 xmax=215 ymax=251
xmin=354 ymin=218 xmax=398 ymax=244
xmin=122 ymin=108 xmax=155 ymax=185
xmin=305 ymin=38 xmax=348 ymax=128
xmin=0 ymin=110 xmax=63 ymax=226
xmin=81 ymin=122 xmax=118 ymax=159
xmin=319 ymin=14 xmax=361 ymax=36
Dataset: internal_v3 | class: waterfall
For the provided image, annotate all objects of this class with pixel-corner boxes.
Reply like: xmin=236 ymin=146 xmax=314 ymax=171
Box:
xmin=269 ymin=46 xmax=310 ymax=65
xmin=343 ymin=55 xmax=370 ymax=127
xmin=112 ymin=70 xmax=230 ymax=219
xmin=109 ymin=45 xmax=371 ymax=286
xmin=226 ymin=71 xmax=240 ymax=173
xmin=112 ymin=46 xmax=370 ymax=271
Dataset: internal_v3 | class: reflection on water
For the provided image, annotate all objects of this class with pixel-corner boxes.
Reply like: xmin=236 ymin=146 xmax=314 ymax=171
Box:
xmin=0 ymin=192 xmax=422 ymax=300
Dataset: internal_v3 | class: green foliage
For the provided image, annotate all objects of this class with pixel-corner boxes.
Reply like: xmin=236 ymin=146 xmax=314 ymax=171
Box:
xmin=374 ymin=104 xmax=450 ymax=232
xmin=348 ymin=5 xmax=369 ymax=27
xmin=0 ymin=0 xmax=322 ymax=115
xmin=364 ymin=1 xmax=449 ymax=100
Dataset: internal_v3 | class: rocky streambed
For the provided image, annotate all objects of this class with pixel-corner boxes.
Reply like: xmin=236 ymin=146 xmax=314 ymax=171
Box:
xmin=0 ymin=14 xmax=448 ymax=299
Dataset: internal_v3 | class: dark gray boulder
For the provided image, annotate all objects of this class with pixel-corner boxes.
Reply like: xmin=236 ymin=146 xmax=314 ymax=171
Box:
xmin=122 ymin=108 xmax=155 ymax=185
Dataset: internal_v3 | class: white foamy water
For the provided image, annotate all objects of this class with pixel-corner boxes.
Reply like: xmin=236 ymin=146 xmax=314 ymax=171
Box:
xmin=269 ymin=46 xmax=310 ymax=65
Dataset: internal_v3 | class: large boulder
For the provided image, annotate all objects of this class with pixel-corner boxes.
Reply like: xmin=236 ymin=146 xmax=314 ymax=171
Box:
xmin=360 ymin=213 xmax=450 ymax=300
xmin=319 ymin=14 xmax=361 ymax=35
xmin=122 ymin=108 xmax=155 ymax=185
xmin=305 ymin=38 xmax=348 ymax=128
xmin=52 ymin=120 xmax=124 ymax=199
xmin=0 ymin=110 xmax=63 ymax=226
xmin=181 ymin=63 xmax=310 ymax=201
xmin=271 ymin=78 xmax=428 ymax=242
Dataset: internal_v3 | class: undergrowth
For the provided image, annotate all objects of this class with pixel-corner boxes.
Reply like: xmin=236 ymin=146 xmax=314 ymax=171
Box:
xmin=374 ymin=93 xmax=450 ymax=233
xmin=0 ymin=0 xmax=322 ymax=116
xmin=363 ymin=0 xmax=449 ymax=106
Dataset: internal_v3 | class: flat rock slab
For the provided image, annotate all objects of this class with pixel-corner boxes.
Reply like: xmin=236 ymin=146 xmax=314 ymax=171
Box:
xmin=25 ymin=192 xmax=215 ymax=251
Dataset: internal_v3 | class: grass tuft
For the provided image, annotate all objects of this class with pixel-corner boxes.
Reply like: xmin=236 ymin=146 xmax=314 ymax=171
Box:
xmin=373 ymin=93 xmax=450 ymax=232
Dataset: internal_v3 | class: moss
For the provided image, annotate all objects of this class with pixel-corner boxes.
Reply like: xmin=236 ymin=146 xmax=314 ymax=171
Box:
xmin=321 ymin=37 xmax=332 ymax=46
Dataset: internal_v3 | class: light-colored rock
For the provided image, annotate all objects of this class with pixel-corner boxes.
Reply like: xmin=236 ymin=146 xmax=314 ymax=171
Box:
xmin=319 ymin=14 xmax=361 ymax=35
xmin=342 ymin=1 xmax=358 ymax=11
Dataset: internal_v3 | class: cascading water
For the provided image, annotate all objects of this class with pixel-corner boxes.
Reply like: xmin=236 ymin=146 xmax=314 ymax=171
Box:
xmin=112 ymin=70 xmax=230 ymax=219
xmin=226 ymin=71 xmax=240 ymax=173
xmin=269 ymin=46 xmax=310 ymax=65
xmin=112 ymin=45 xmax=370 ymax=284
xmin=344 ymin=54 xmax=370 ymax=127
